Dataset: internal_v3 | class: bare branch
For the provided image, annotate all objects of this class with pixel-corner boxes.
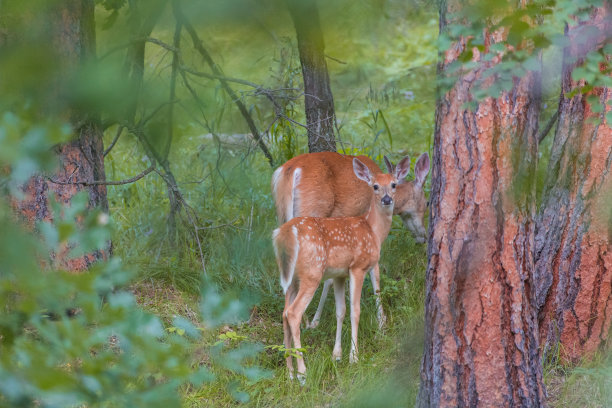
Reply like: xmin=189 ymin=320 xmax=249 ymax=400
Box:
xmin=173 ymin=0 xmax=275 ymax=168
xmin=538 ymin=108 xmax=560 ymax=144
xmin=146 ymin=37 xmax=180 ymax=54
xmin=48 ymin=165 xmax=155 ymax=186
xmin=104 ymin=126 xmax=123 ymax=157
xmin=325 ymin=54 xmax=347 ymax=64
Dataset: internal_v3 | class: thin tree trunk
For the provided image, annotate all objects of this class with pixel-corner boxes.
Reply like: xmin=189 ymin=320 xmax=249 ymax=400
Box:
xmin=287 ymin=0 xmax=337 ymax=152
xmin=123 ymin=0 xmax=185 ymax=241
xmin=418 ymin=2 xmax=545 ymax=406
xmin=13 ymin=0 xmax=108 ymax=270
xmin=535 ymin=5 xmax=612 ymax=363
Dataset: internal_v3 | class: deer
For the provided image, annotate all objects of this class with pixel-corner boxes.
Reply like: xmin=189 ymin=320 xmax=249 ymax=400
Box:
xmin=271 ymin=151 xmax=430 ymax=330
xmin=273 ymin=157 xmax=410 ymax=384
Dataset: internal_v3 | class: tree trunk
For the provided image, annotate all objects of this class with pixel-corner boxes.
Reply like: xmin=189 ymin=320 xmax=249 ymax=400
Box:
xmin=418 ymin=2 xmax=546 ymax=407
xmin=13 ymin=0 xmax=108 ymax=270
xmin=535 ymin=5 xmax=612 ymax=363
xmin=287 ymin=0 xmax=337 ymax=152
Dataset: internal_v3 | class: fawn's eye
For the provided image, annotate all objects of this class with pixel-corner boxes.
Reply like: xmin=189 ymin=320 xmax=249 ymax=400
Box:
xmin=391 ymin=183 xmax=397 ymax=189
xmin=373 ymin=184 xmax=379 ymax=191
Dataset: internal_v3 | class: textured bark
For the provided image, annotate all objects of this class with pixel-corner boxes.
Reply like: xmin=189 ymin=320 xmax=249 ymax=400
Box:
xmin=12 ymin=0 xmax=108 ymax=270
xmin=418 ymin=2 xmax=545 ymax=407
xmin=535 ymin=5 xmax=612 ymax=363
xmin=287 ymin=0 xmax=337 ymax=153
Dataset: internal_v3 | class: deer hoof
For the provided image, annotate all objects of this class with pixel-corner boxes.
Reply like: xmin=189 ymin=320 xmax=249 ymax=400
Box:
xmin=306 ymin=319 xmax=319 ymax=329
xmin=297 ymin=373 xmax=306 ymax=386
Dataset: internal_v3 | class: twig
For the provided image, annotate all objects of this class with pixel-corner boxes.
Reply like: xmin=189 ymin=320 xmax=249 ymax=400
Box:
xmin=325 ymin=54 xmax=347 ymax=64
xmin=154 ymin=168 xmax=207 ymax=276
xmin=104 ymin=126 xmax=123 ymax=157
xmin=173 ymin=0 xmax=275 ymax=168
xmin=146 ymin=37 xmax=180 ymax=54
xmin=48 ymin=165 xmax=155 ymax=186
xmin=538 ymin=109 xmax=560 ymax=144
xmin=164 ymin=21 xmax=182 ymax=161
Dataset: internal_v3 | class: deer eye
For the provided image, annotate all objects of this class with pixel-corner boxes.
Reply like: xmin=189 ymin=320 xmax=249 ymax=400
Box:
xmin=391 ymin=183 xmax=397 ymax=189
xmin=373 ymin=184 xmax=379 ymax=191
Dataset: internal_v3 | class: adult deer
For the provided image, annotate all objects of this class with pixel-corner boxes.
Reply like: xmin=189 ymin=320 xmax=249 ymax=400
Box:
xmin=273 ymin=157 xmax=410 ymax=383
xmin=271 ymin=151 xmax=430 ymax=329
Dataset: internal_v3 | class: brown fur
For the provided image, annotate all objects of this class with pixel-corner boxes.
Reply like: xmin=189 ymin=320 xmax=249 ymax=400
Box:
xmin=272 ymin=158 xmax=409 ymax=382
xmin=271 ymin=151 xmax=429 ymax=238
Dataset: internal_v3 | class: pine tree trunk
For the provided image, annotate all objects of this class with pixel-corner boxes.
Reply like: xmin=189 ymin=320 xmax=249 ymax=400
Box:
xmin=535 ymin=5 xmax=612 ymax=363
xmin=287 ymin=0 xmax=337 ymax=152
xmin=418 ymin=2 xmax=546 ymax=406
xmin=13 ymin=0 xmax=108 ymax=270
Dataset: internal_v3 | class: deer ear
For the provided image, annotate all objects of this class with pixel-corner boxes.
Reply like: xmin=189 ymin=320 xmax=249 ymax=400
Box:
xmin=394 ymin=155 xmax=411 ymax=181
xmin=353 ymin=158 xmax=373 ymax=185
xmin=414 ymin=152 xmax=430 ymax=189
xmin=383 ymin=155 xmax=395 ymax=174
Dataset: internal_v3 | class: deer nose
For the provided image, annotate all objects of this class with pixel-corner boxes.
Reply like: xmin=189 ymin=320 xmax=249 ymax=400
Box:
xmin=381 ymin=195 xmax=393 ymax=206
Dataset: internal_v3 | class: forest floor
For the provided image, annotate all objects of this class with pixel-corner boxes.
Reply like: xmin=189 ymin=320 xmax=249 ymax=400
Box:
xmin=123 ymin=224 xmax=612 ymax=407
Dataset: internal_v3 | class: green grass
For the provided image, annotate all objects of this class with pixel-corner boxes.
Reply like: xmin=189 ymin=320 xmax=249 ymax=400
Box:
xmin=122 ymin=198 xmax=428 ymax=406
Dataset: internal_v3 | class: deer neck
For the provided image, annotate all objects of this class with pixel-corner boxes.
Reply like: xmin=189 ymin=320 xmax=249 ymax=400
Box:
xmin=364 ymin=200 xmax=393 ymax=247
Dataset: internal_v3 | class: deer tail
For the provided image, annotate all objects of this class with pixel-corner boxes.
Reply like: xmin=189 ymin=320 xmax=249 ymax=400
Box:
xmin=271 ymin=165 xmax=302 ymax=224
xmin=273 ymin=225 xmax=299 ymax=294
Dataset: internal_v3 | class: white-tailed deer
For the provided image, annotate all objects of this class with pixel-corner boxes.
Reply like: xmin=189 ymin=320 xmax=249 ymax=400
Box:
xmin=271 ymin=152 xmax=430 ymax=329
xmin=273 ymin=157 xmax=410 ymax=383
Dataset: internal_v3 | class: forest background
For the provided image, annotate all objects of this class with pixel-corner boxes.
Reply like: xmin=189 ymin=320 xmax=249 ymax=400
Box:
xmin=1 ymin=0 xmax=611 ymax=407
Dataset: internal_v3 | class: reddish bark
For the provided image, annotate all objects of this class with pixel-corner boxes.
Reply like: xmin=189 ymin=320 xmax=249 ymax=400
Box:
xmin=535 ymin=5 xmax=612 ymax=362
xmin=12 ymin=0 xmax=108 ymax=271
xmin=418 ymin=3 xmax=545 ymax=407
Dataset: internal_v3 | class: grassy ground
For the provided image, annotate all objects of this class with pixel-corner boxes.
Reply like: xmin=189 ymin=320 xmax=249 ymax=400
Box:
xmin=122 ymin=179 xmax=428 ymax=406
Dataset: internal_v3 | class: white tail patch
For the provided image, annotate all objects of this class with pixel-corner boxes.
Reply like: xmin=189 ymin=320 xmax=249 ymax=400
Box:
xmin=290 ymin=167 xmax=302 ymax=221
xmin=271 ymin=166 xmax=283 ymax=196
xmin=275 ymin=226 xmax=299 ymax=294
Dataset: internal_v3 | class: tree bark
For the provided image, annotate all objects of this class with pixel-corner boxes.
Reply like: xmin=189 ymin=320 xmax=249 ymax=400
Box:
xmin=13 ymin=0 xmax=108 ymax=270
xmin=287 ymin=0 xmax=337 ymax=152
xmin=418 ymin=2 xmax=545 ymax=406
xmin=535 ymin=5 xmax=612 ymax=363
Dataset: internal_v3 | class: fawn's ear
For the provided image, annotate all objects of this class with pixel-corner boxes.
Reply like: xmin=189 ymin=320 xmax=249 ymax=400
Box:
xmin=383 ymin=155 xmax=395 ymax=174
xmin=353 ymin=158 xmax=373 ymax=185
xmin=414 ymin=152 xmax=430 ymax=189
xmin=394 ymin=155 xmax=411 ymax=181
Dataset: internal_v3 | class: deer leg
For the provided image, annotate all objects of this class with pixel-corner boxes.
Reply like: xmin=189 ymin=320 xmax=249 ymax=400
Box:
xmin=307 ymin=279 xmax=332 ymax=329
xmin=332 ymin=277 xmax=346 ymax=360
xmin=283 ymin=282 xmax=298 ymax=380
xmin=286 ymin=280 xmax=318 ymax=385
xmin=369 ymin=264 xmax=387 ymax=329
xmin=349 ymin=269 xmax=365 ymax=364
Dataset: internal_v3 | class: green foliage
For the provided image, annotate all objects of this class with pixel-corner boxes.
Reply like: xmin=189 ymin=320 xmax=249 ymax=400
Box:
xmin=0 ymin=114 xmax=266 ymax=407
xmin=438 ymin=0 xmax=609 ymax=115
